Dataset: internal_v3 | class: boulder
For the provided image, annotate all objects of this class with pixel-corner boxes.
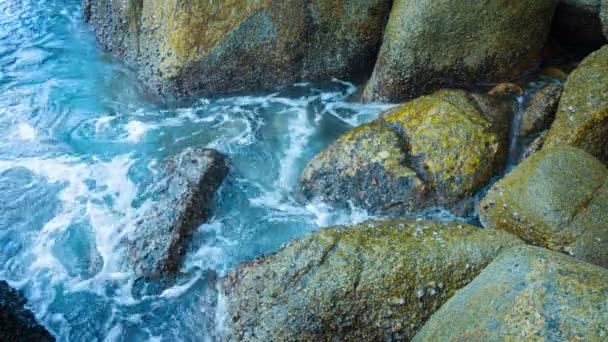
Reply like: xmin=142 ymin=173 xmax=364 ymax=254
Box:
xmin=544 ymin=45 xmax=608 ymax=165
xmin=552 ymin=0 xmax=606 ymax=47
xmin=0 ymin=281 xmax=55 ymax=341
xmin=362 ymin=0 xmax=558 ymax=103
xmin=127 ymin=148 xmax=229 ymax=279
xmin=224 ymin=219 xmax=523 ymax=341
xmin=83 ymin=0 xmax=391 ymax=98
xmin=414 ymin=245 xmax=608 ymax=341
xmin=300 ymin=89 xmax=510 ymax=215
xmin=519 ymin=84 xmax=562 ymax=138
xmin=479 ymin=146 xmax=608 ymax=268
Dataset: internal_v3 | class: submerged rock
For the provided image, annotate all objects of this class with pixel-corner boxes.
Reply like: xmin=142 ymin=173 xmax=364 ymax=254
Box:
xmin=224 ymin=219 xmax=522 ymax=341
xmin=0 ymin=281 xmax=55 ymax=341
xmin=127 ymin=148 xmax=229 ymax=279
xmin=479 ymin=146 xmax=608 ymax=268
xmin=552 ymin=0 xmax=606 ymax=47
xmin=300 ymin=89 xmax=510 ymax=215
xmin=83 ymin=0 xmax=391 ymax=98
xmin=414 ymin=245 xmax=608 ymax=341
xmin=544 ymin=45 xmax=608 ymax=165
xmin=362 ymin=0 xmax=557 ymax=103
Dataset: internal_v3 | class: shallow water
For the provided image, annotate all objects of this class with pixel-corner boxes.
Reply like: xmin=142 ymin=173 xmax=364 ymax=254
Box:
xmin=0 ymin=1 xmax=400 ymax=340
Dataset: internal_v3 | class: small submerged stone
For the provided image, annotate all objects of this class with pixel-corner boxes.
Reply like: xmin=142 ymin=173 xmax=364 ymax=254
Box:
xmin=223 ymin=218 xmax=522 ymax=341
xmin=127 ymin=148 xmax=229 ymax=280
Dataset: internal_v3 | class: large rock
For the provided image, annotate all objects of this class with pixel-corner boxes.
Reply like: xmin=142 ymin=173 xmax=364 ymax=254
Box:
xmin=544 ymin=45 xmax=608 ymax=164
xmin=300 ymin=89 xmax=510 ymax=215
xmin=83 ymin=0 xmax=391 ymax=98
xmin=0 ymin=281 xmax=55 ymax=341
xmin=479 ymin=146 xmax=608 ymax=268
xmin=224 ymin=219 xmax=522 ymax=341
xmin=362 ymin=0 xmax=557 ymax=103
xmin=552 ymin=0 xmax=606 ymax=47
xmin=127 ymin=148 xmax=229 ymax=279
xmin=414 ymin=245 xmax=608 ymax=341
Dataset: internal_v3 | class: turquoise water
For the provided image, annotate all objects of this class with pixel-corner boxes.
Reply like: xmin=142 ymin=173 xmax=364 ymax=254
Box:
xmin=0 ymin=1 xmax=397 ymax=340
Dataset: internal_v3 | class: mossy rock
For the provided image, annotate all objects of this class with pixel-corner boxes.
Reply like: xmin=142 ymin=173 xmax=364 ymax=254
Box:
xmin=84 ymin=0 xmax=391 ymax=97
xmin=300 ymin=89 xmax=510 ymax=215
xmin=544 ymin=45 xmax=608 ymax=165
xmin=223 ymin=219 xmax=523 ymax=341
xmin=414 ymin=245 xmax=608 ymax=341
xmin=479 ymin=146 xmax=608 ymax=268
xmin=362 ymin=0 xmax=558 ymax=103
xmin=552 ymin=0 xmax=606 ymax=47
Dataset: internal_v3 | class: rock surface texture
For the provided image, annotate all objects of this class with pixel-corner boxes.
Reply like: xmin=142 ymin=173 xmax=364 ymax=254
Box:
xmin=414 ymin=245 xmax=608 ymax=341
xmin=127 ymin=148 xmax=229 ymax=279
xmin=363 ymin=0 xmax=558 ymax=103
xmin=0 ymin=281 xmax=55 ymax=341
xmin=224 ymin=219 xmax=522 ymax=341
xmin=300 ymin=89 xmax=510 ymax=215
xmin=552 ymin=0 xmax=606 ymax=47
xmin=544 ymin=45 xmax=608 ymax=165
xmin=479 ymin=146 xmax=608 ymax=268
xmin=519 ymin=84 xmax=562 ymax=139
xmin=83 ymin=0 xmax=392 ymax=98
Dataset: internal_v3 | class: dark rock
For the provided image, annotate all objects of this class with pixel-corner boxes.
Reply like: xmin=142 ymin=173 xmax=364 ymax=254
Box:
xmin=83 ymin=0 xmax=391 ymax=98
xmin=414 ymin=245 xmax=608 ymax=341
xmin=479 ymin=146 xmax=608 ymax=268
xmin=362 ymin=0 xmax=558 ymax=103
xmin=552 ymin=0 xmax=606 ymax=47
xmin=0 ymin=281 xmax=54 ymax=341
xmin=127 ymin=148 xmax=229 ymax=279
xmin=224 ymin=219 xmax=522 ymax=341
xmin=520 ymin=84 xmax=562 ymax=138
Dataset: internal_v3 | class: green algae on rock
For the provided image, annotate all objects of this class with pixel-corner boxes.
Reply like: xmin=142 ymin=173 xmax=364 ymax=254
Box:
xmin=362 ymin=0 xmax=558 ymax=103
xmin=414 ymin=245 xmax=608 ymax=341
xmin=479 ymin=146 xmax=608 ymax=268
xmin=552 ymin=0 xmax=606 ymax=47
xmin=544 ymin=45 xmax=608 ymax=165
xmin=84 ymin=0 xmax=391 ymax=97
xmin=224 ymin=219 xmax=523 ymax=341
xmin=300 ymin=89 xmax=510 ymax=215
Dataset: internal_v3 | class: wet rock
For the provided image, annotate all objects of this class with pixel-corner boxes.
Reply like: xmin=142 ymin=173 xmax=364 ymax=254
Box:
xmin=300 ymin=89 xmax=510 ymax=215
xmin=520 ymin=84 xmax=562 ymax=138
xmin=552 ymin=0 xmax=606 ymax=47
xmin=544 ymin=45 xmax=608 ymax=165
xmin=224 ymin=219 xmax=523 ymax=341
xmin=83 ymin=0 xmax=391 ymax=98
xmin=479 ymin=146 xmax=608 ymax=268
xmin=0 ymin=281 xmax=55 ymax=341
xmin=127 ymin=148 xmax=229 ymax=279
xmin=601 ymin=0 xmax=608 ymax=39
xmin=414 ymin=245 xmax=608 ymax=341
xmin=362 ymin=0 xmax=558 ymax=103
xmin=522 ymin=131 xmax=548 ymax=160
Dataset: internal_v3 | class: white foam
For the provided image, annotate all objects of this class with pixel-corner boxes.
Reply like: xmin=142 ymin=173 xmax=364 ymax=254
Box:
xmin=124 ymin=120 xmax=149 ymax=142
xmin=15 ymin=123 xmax=38 ymax=141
